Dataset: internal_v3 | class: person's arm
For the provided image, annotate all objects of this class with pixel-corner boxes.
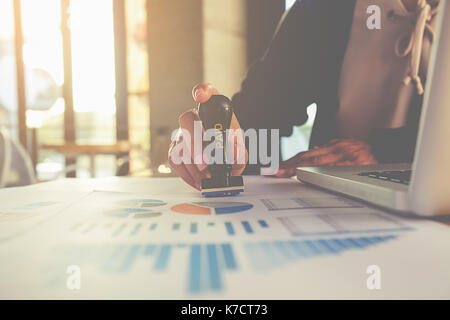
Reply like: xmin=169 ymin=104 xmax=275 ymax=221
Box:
xmin=169 ymin=0 xmax=323 ymax=186
xmin=232 ymin=0 xmax=321 ymax=137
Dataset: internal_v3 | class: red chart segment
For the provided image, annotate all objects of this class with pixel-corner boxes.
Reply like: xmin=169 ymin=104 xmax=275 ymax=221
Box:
xmin=171 ymin=202 xmax=253 ymax=215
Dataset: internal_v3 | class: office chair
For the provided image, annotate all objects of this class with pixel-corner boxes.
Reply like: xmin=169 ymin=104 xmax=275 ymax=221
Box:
xmin=0 ymin=129 xmax=36 ymax=187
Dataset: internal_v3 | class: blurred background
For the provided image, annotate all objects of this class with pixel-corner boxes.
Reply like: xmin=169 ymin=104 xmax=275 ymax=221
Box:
xmin=0 ymin=0 xmax=314 ymax=184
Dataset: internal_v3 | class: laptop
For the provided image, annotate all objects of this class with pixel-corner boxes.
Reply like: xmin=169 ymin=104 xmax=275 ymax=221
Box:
xmin=296 ymin=0 xmax=450 ymax=216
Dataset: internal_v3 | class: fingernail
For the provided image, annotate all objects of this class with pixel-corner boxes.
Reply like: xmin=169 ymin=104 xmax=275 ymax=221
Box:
xmin=194 ymin=88 xmax=204 ymax=101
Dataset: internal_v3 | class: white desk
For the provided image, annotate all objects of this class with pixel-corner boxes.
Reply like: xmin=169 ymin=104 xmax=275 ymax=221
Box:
xmin=0 ymin=176 xmax=449 ymax=299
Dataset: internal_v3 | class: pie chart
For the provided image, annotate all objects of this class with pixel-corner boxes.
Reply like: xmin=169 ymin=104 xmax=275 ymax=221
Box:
xmin=171 ymin=201 xmax=253 ymax=215
xmin=104 ymin=208 xmax=162 ymax=219
xmin=116 ymin=199 xmax=166 ymax=208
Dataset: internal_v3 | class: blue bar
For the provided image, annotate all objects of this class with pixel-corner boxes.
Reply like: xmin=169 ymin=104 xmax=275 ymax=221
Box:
xmin=119 ymin=245 xmax=141 ymax=272
xmin=149 ymin=223 xmax=157 ymax=231
xmin=189 ymin=244 xmax=202 ymax=293
xmin=207 ymin=244 xmax=221 ymax=291
xmin=144 ymin=244 xmax=156 ymax=256
xmin=130 ymin=223 xmax=142 ymax=236
xmin=172 ymin=223 xmax=180 ymax=230
xmin=102 ymin=245 xmax=126 ymax=272
xmin=258 ymin=220 xmax=269 ymax=228
xmin=331 ymin=238 xmax=349 ymax=250
xmin=317 ymin=239 xmax=340 ymax=254
xmin=154 ymin=244 xmax=171 ymax=271
xmin=360 ymin=237 xmax=378 ymax=245
xmin=190 ymin=223 xmax=197 ymax=234
xmin=220 ymin=244 xmax=237 ymax=270
xmin=261 ymin=242 xmax=282 ymax=267
xmin=245 ymin=242 xmax=266 ymax=271
xmin=345 ymin=237 xmax=366 ymax=249
xmin=274 ymin=241 xmax=295 ymax=260
xmin=288 ymin=241 xmax=310 ymax=258
xmin=303 ymin=240 xmax=323 ymax=255
xmin=373 ymin=236 xmax=385 ymax=243
xmin=112 ymin=224 xmax=126 ymax=237
xmin=225 ymin=222 xmax=235 ymax=235
xmin=242 ymin=221 xmax=254 ymax=234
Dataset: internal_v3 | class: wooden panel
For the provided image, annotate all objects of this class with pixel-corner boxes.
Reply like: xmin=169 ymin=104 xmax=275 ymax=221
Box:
xmin=113 ymin=0 xmax=130 ymax=175
xmin=13 ymin=0 xmax=27 ymax=148
xmin=61 ymin=0 xmax=76 ymax=177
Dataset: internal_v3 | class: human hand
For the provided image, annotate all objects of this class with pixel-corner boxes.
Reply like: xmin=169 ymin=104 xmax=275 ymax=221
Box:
xmin=168 ymin=84 xmax=248 ymax=190
xmin=275 ymin=139 xmax=378 ymax=178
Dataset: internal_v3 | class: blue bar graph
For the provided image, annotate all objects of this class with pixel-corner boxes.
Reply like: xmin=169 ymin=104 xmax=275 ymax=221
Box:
xmin=220 ymin=244 xmax=237 ymax=270
xmin=258 ymin=220 xmax=269 ymax=228
xmin=130 ymin=224 xmax=142 ymax=236
xmin=144 ymin=244 xmax=156 ymax=256
xmin=242 ymin=221 xmax=253 ymax=234
xmin=206 ymin=244 xmax=221 ymax=291
xmin=119 ymin=244 xmax=141 ymax=272
xmin=189 ymin=244 xmax=201 ymax=293
xmin=154 ymin=245 xmax=171 ymax=271
xmin=112 ymin=224 xmax=126 ymax=237
xmin=225 ymin=222 xmax=234 ymax=235
xmin=57 ymin=234 xmax=397 ymax=295
xmin=245 ymin=235 xmax=398 ymax=273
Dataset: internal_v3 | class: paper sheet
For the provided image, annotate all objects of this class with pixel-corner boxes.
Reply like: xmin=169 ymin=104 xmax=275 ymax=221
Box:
xmin=0 ymin=188 xmax=90 ymax=243
xmin=0 ymin=177 xmax=449 ymax=299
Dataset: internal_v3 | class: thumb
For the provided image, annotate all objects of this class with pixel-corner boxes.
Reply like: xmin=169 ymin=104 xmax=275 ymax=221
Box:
xmin=192 ymin=83 xmax=219 ymax=103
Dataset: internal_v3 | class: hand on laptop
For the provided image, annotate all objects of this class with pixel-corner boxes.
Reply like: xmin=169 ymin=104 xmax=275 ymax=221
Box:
xmin=168 ymin=83 xmax=248 ymax=190
xmin=275 ymin=138 xmax=378 ymax=178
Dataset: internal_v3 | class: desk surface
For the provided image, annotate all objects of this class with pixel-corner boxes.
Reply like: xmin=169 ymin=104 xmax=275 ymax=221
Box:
xmin=1 ymin=176 xmax=449 ymax=299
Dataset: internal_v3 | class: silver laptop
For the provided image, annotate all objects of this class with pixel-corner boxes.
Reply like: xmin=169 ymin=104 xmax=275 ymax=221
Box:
xmin=296 ymin=1 xmax=450 ymax=217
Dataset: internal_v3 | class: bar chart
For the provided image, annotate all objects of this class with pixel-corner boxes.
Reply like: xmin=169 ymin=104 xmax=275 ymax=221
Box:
xmin=261 ymin=197 xmax=362 ymax=210
xmin=278 ymin=212 xmax=411 ymax=236
xmin=244 ymin=235 xmax=398 ymax=272
xmin=49 ymin=234 xmax=398 ymax=295
xmin=69 ymin=219 xmax=272 ymax=237
xmin=103 ymin=208 xmax=163 ymax=219
xmin=171 ymin=202 xmax=253 ymax=215
xmin=50 ymin=242 xmax=239 ymax=294
xmin=115 ymin=199 xmax=166 ymax=208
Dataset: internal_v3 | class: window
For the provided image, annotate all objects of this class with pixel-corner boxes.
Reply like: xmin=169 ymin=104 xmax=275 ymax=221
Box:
xmin=281 ymin=0 xmax=317 ymax=160
xmin=1 ymin=0 xmax=152 ymax=180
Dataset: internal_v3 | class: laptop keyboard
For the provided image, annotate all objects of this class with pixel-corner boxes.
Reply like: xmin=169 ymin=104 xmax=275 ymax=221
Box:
xmin=357 ymin=170 xmax=412 ymax=185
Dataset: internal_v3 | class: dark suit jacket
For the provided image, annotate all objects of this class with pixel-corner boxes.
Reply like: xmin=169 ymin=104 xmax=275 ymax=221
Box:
xmin=232 ymin=0 xmax=422 ymax=172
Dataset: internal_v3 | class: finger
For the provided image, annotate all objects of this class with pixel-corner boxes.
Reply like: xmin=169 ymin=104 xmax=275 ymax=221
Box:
xmin=297 ymin=144 xmax=340 ymax=160
xmin=178 ymin=110 xmax=208 ymax=171
xmin=278 ymin=151 xmax=309 ymax=169
xmin=168 ymin=155 xmax=197 ymax=190
xmin=278 ymin=142 xmax=344 ymax=169
xmin=295 ymin=152 xmax=346 ymax=167
xmin=274 ymin=167 xmax=296 ymax=178
xmin=228 ymin=113 xmax=248 ymax=174
xmin=177 ymin=164 xmax=200 ymax=190
xmin=184 ymin=163 xmax=207 ymax=190
xmin=192 ymin=83 xmax=219 ymax=103
xmin=328 ymin=160 xmax=357 ymax=167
